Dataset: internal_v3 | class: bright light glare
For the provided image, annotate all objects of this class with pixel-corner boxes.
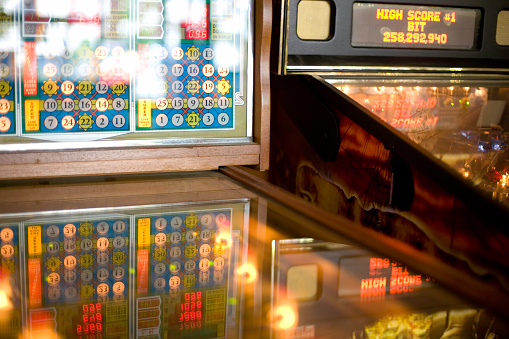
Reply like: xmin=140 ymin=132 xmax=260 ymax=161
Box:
xmin=272 ymin=304 xmax=297 ymax=330
xmin=236 ymin=263 xmax=257 ymax=283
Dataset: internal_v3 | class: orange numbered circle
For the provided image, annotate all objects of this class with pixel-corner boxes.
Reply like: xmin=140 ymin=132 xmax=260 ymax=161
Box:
xmin=97 ymin=237 xmax=109 ymax=250
xmin=61 ymin=80 xmax=75 ymax=95
xmin=156 ymin=97 xmax=168 ymax=110
xmin=1 ymin=244 xmax=14 ymax=258
xmin=43 ymin=63 xmax=57 ymax=77
xmin=97 ymin=283 xmax=109 ymax=297
xmin=96 ymin=97 xmax=109 ymax=112
xmin=171 ymin=47 xmax=184 ymax=60
xmin=169 ymin=276 xmax=181 ymax=289
xmin=64 ymin=255 xmax=77 ymax=268
xmin=63 ymin=223 xmax=76 ymax=237
xmin=111 ymin=46 xmax=125 ymax=59
xmin=217 ymin=66 xmax=229 ymax=77
xmin=61 ymin=115 xmax=76 ymax=130
xmin=0 ymin=99 xmax=10 ymax=113
xmin=0 ymin=228 xmax=13 ymax=242
xmin=202 ymin=64 xmax=214 ymax=77
xmin=202 ymin=80 xmax=214 ymax=93
xmin=112 ymin=282 xmax=125 ymax=295
xmin=95 ymin=46 xmax=108 ymax=59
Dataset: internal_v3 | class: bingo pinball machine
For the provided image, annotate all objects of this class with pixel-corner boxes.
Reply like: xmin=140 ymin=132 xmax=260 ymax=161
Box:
xmin=0 ymin=0 xmax=271 ymax=179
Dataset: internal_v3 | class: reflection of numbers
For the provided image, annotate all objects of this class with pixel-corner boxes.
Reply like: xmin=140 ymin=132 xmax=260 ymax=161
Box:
xmin=81 ymin=270 xmax=93 ymax=281
xmin=154 ymin=277 xmax=165 ymax=289
xmin=81 ymin=238 xmax=92 ymax=251
xmin=113 ymin=281 xmax=125 ymax=294
xmin=170 ymin=216 xmax=183 ymax=228
xmin=64 ymin=255 xmax=77 ymax=268
xmin=201 ymin=214 xmax=213 ymax=227
xmin=97 ymin=268 xmax=109 ymax=280
xmin=216 ymin=213 xmax=228 ymax=224
xmin=113 ymin=267 xmax=125 ymax=279
xmin=64 ymin=269 xmax=77 ymax=283
xmin=185 ymin=231 xmax=196 ymax=242
xmin=47 ymin=241 xmax=60 ymax=253
xmin=113 ymin=220 xmax=126 ymax=233
xmin=48 ymin=287 xmax=60 ymax=301
xmin=46 ymin=225 xmax=59 ymax=237
xmin=97 ymin=252 xmax=109 ymax=265
xmin=169 ymin=276 xmax=180 ymax=288
xmin=63 ymin=224 xmax=76 ymax=237
xmin=200 ymin=230 xmax=211 ymax=241
xmin=97 ymin=221 xmax=109 ymax=234
xmin=170 ymin=247 xmax=181 ymax=258
xmin=170 ymin=232 xmax=181 ymax=243
xmin=169 ymin=261 xmax=181 ymax=273
xmin=183 ymin=275 xmax=195 ymax=287
xmin=155 ymin=233 xmax=166 ymax=245
xmin=155 ymin=217 xmax=167 ymax=230
xmin=1 ymin=244 xmax=14 ymax=258
xmin=185 ymin=260 xmax=195 ymax=271
xmin=65 ymin=286 xmax=77 ymax=299
xmin=113 ymin=236 xmax=125 ymax=248
xmin=199 ymin=271 xmax=210 ymax=284
xmin=97 ymin=283 xmax=109 ymax=296
xmin=154 ymin=263 xmax=166 ymax=274
xmin=112 ymin=251 xmax=126 ymax=263
xmin=81 ymin=255 xmax=93 ymax=267
xmin=97 ymin=237 xmax=109 ymax=250
xmin=214 ymin=257 xmax=225 ymax=269
xmin=64 ymin=240 xmax=76 ymax=252
xmin=200 ymin=244 xmax=211 ymax=257
xmin=199 ymin=258 xmax=209 ymax=271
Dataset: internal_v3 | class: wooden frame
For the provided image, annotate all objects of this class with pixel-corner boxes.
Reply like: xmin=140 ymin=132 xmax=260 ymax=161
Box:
xmin=0 ymin=0 xmax=272 ymax=180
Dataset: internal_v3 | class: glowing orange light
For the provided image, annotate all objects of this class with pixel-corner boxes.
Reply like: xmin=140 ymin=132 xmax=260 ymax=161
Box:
xmin=271 ymin=304 xmax=297 ymax=330
xmin=215 ymin=231 xmax=232 ymax=249
xmin=236 ymin=263 xmax=257 ymax=284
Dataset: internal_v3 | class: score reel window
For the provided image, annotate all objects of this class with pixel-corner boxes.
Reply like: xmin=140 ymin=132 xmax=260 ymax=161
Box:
xmin=296 ymin=0 xmax=334 ymax=41
xmin=286 ymin=264 xmax=321 ymax=301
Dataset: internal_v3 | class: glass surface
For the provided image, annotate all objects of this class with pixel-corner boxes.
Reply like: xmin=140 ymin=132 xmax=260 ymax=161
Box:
xmin=351 ymin=3 xmax=481 ymax=50
xmin=0 ymin=171 xmax=507 ymax=337
xmin=0 ymin=0 xmax=253 ymax=149
xmin=329 ymin=81 xmax=509 ymax=207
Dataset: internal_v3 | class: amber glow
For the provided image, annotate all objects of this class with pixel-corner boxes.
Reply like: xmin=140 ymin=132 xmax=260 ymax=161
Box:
xmin=236 ymin=263 xmax=258 ymax=283
xmin=271 ymin=304 xmax=298 ymax=330
xmin=0 ymin=279 xmax=13 ymax=310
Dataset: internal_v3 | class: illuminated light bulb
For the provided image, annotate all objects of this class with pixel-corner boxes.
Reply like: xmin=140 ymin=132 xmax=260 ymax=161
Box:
xmin=215 ymin=231 xmax=232 ymax=249
xmin=376 ymin=86 xmax=385 ymax=92
xmin=272 ymin=305 xmax=298 ymax=330
xmin=342 ymin=86 xmax=349 ymax=93
xmin=236 ymin=263 xmax=257 ymax=283
xmin=396 ymin=86 xmax=403 ymax=92
xmin=448 ymin=86 xmax=454 ymax=91
xmin=464 ymin=171 xmax=469 ymax=178
xmin=413 ymin=86 xmax=420 ymax=91
xmin=431 ymin=87 xmax=437 ymax=91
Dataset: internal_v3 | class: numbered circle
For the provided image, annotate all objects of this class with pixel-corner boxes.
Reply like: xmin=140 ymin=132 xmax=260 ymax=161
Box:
xmin=112 ymin=97 xmax=125 ymax=111
xmin=170 ymin=232 xmax=182 ymax=244
xmin=64 ymin=239 xmax=76 ymax=252
xmin=46 ymin=225 xmax=59 ymax=238
xmin=0 ymin=228 xmax=13 ymax=242
xmin=0 ymin=116 xmax=10 ymax=131
xmin=96 ymin=80 xmax=109 ymax=94
xmin=61 ymin=98 xmax=75 ymax=112
xmin=96 ymin=221 xmax=109 ymax=234
xmin=47 ymin=241 xmax=60 ymax=253
xmin=0 ymin=99 xmax=9 ymax=114
xmin=156 ymin=97 xmax=168 ymax=111
xmin=48 ymin=272 xmax=61 ymax=286
xmin=0 ymin=63 xmax=8 ymax=78
xmin=62 ymin=47 xmax=74 ymax=59
xmin=111 ymin=46 xmax=125 ymax=59
xmin=97 ymin=237 xmax=109 ymax=250
xmin=200 ymin=229 xmax=212 ymax=241
xmin=185 ymin=231 xmax=196 ymax=242
xmin=61 ymin=115 xmax=75 ymax=130
xmin=172 ymin=64 xmax=184 ymax=77
xmin=79 ymin=63 xmax=92 ymax=77
xmin=199 ymin=244 xmax=211 ymax=257
xmin=169 ymin=276 xmax=181 ymax=289
xmin=1 ymin=244 xmax=14 ymax=258
xmin=65 ymin=286 xmax=77 ymax=299
xmin=217 ymin=66 xmax=229 ymax=77
xmin=113 ymin=236 xmax=125 ymax=248
xmin=215 ymin=213 xmax=228 ymax=225
xmin=61 ymin=81 xmax=75 ymax=95
xmin=113 ymin=66 xmax=124 ymax=77
xmin=154 ymin=262 xmax=166 ymax=275
xmin=218 ymin=113 xmax=230 ymax=126
xmin=156 ymin=63 xmax=168 ymax=76
xmin=81 ymin=269 xmax=93 ymax=282
xmin=95 ymin=97 xmax=109 ymax=112
xmin=112 ymin=114 xmax=126 ymax=128
xmin=199 ymin=258 xmax=211 ymax=271
xmin=0 ymin=51 xmax=7 ymax=59
xmin=96 ymin=114 xmax=109 ymax=129
xmin=154 ymin=232 xmax=167 ymax=246
xmin=202 ymin=64 xmax=214 ymax=77
xmin=218 ymin=97 xmax=229 ymax=109
xmin=95 ymin=63 xmax=109 ymax=77
xmin=199 ymin=271 xmax=210 ymax=284
xmin=187 ymin=64 xmax=199 ymax=77
xmin=63 ymin=224 xmax=76 ymax=237
xmin=81 ymin=238 xmax=93 ymax=251
xmin=95 ymin=46 xmax=108 ymax=59
xmin=202 ymin=113 xmax=214 ymax=126
xmin=172 ymin=47 xmax=184 ymax=60
xmin=48 ymin=286 xmax=61 ymax=301
xmin=79 ymin=98 xmax=92 ymax=112
xmin=169 ymin=262 xmax=181 ymax=274
xmin=203 ymin=48 xmax=214 ymax=60
xmin=184 ymin=260 xmax=196 ymax=271
xmin=97 ymin=283 xmax=109 ymax=297
xmin=172 ymin=97 xmax=184 ymax=110
xmin=113 ymin=282 xmax=125 ymax=295
xmin=214 ymin=270 xmax=224 ymax=283
xmin=97 ymin=268 xmax=109 ymax=281
xmin=187 ymin=97 xmax=199 ymax=109
xmin=43 ymin=63 xmax=57 ymax=77
xmin=60 ymin=63 xmax=74 ymax=77
xmin=171 ymin=216 xmax=183 ymax=228
xmin=155 ymin=217 xmax=167 ymax=230
xmin=113 ymin=220 xmax=126 ymax=233
xmin=214 ymin=257 xmax=225 ymax=270
xmin=42 ymin=99 xmax=58 ymax=113
xmin=64 ymin=269 xmax=77 ymax=284
xmin=64 ymin=255 xmax=77 ymax=268
xmin=171 ymin=80 xmax=184 ymax=93
xmin=170 ymin=247 xmax=181 ymax=258
xmin=202 ymin=97 xmax=214 ymax=110
xmin=156 ymin=113 xmax=169 ymax=127
xmin=202 ymin=80 xmax=214 ymax=93
xmin=201 ymin=214 xmax=213 ymax=227
xmin=113 ymin=267 xmax=125 ymax=280
xmin=97 ymin=252 xmax=109 ymax=265
xmin=172 ymin=114 xmax=184 ymax=126
xmin=154 ymin=277 xmax=166 ymax=289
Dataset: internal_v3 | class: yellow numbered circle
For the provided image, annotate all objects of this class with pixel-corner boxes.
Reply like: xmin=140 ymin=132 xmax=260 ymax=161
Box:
xmin=112 ymin=281 xmax=125 ymax=295
xmin=47 ymin=272 xmax=60 ymax=286
xmin=77 ymin=45 xmax=93 ymax=60
xmin=1 ymin=244 xmax=14 ymax=258
xmin=202 ymin=64 xmax=214 ymax=77
xmin=202 ymin=80 xmax=214 ymax=94
xmin=95 ymin=97 xmax=109 ymax=112
xmin=169 ymin=276 xmax=181 ymax=289
xmin=42 ymin=79 xmax=58 ymax=95
xmin=95 ymin=46 xmax=108 ymax=60
xmin=43 ymin=63 xmax=57 ymax=77
xmin=217 ymin=66 xmax=229 ymax=77
xmin=97 ymin=283 xmax=109 ymax=297
xmin=0 ymin=228 xmax=13 ymax=242
xmin=183 ymin=274 xmax=195 ymax=287
xmin=81 ymin=284 xmax=94 ymax=298
xmin=171 ymin=47 xmax=184 ymax=60
xmin=63 ymin=224 xmax=76 ymax=237
xmin=153 ymin=246 xmax=167 ymax=261
xmin=64 ymin=255 xmax=77 ymax=269
xmin=184 ymin=244 xmax=197 ymax=258
xmin=111 ymin=81 xmax=127 ymax=95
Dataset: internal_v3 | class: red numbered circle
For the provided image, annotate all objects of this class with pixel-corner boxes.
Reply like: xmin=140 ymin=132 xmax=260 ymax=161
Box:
xmin=171 ymin=47 xmax=184 ymax=60
xmin=95 ymin=97 xmax=109 ymax=112
xmin=61 ymin=115 xmax=76 ymax=130
xmin=0 ymin=99 xmax=10 ymax=113
xmin=95 ymin=46 xmax=108 ymax=60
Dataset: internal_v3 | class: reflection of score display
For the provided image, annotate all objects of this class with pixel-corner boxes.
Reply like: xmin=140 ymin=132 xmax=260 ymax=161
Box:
xmin=181 ymin=4 xmax=209 ymax=40
xmin=179 ymin=292 xmax=203 ymax=330
xmin=76 ymin=303 xmax=103 ymax=337
xmin=351 ymin=3 xmax=481 ymax=50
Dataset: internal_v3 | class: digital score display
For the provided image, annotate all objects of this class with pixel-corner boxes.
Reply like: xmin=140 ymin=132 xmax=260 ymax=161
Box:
xmin=351 ymin=3 xmax=481 ymax=50
xmin=181 ymin=4 xmax=209 ymax=40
